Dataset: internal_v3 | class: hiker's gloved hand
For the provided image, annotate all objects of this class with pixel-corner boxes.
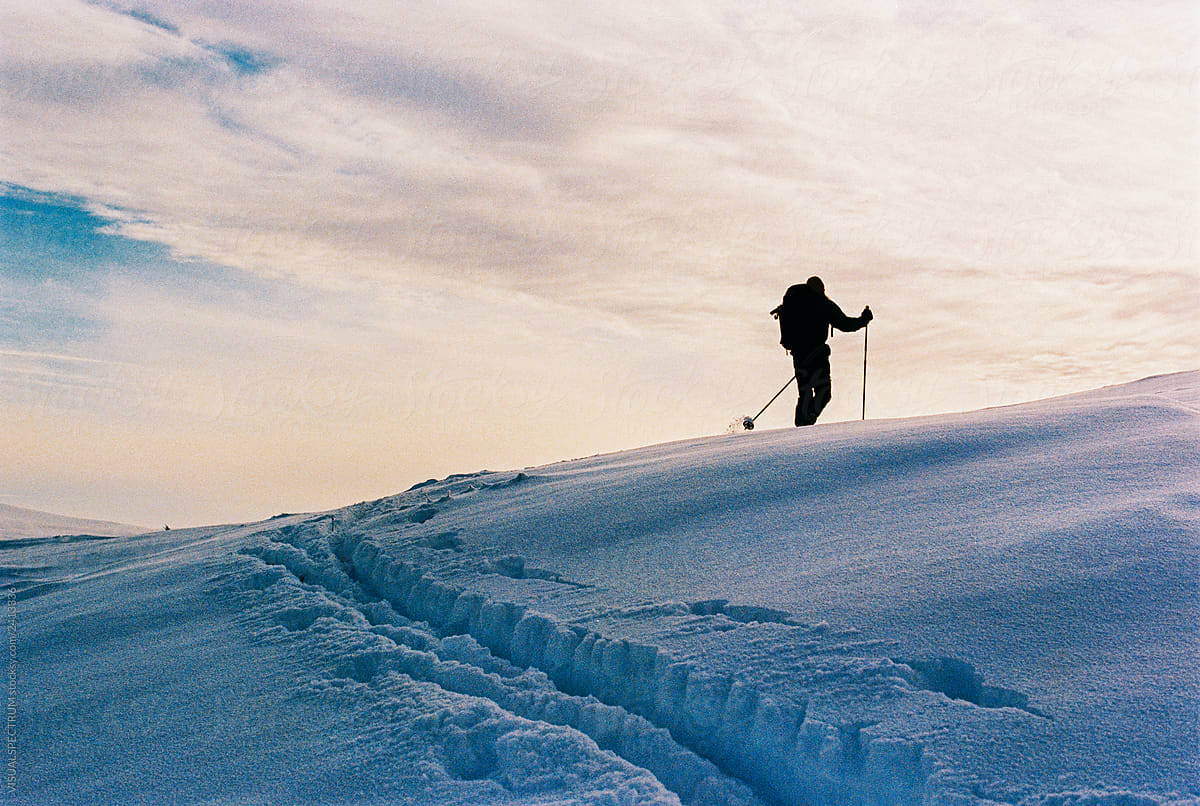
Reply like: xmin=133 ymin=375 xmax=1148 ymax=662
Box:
xmin=861 ymin=306 xmax=873 ymax=323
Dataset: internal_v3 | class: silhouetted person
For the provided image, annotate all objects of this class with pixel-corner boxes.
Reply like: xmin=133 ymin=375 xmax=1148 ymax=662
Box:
xmin=771 ymin=277 xmax=872 ymax=426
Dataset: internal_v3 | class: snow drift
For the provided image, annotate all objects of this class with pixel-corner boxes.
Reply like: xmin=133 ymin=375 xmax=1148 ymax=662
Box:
xmin=5 ymin=372 xmax=1198 ymax=805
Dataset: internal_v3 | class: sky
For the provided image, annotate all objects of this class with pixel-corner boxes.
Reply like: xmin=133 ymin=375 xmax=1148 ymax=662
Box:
xmin=1 ymin=0 xmax=1197 ymax=528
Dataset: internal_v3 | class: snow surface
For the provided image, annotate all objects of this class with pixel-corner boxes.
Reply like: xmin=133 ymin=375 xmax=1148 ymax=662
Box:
xmin=6 ymin=372 xmax=1198 ymax=805
xmin=0 ymin=504 xmax=146 ymax=540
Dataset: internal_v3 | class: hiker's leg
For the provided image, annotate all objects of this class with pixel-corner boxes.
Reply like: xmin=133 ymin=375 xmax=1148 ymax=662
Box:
xmin=795 ymin=388 xmax=814 ymax=427
xmin=810 ymin=358 xmax=832 ymax=421
xmin=792 ymin=352 xmax=815 ymax=426
xmin=792 ymin=350 xmax=829 ymax=426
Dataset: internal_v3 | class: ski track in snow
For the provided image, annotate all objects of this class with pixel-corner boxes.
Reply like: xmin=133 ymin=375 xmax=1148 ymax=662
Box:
xmin=225 ymin=478 xmax=1115 ymax=806
xmin=236 ymin=511 xmax=769 ymax=806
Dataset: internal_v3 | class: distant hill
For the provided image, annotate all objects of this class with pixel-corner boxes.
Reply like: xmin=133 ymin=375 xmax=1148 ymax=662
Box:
xmin=0 ymin=503 xmax=147 ymax=539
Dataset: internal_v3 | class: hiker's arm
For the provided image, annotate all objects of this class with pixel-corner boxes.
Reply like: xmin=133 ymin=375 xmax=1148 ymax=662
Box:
xmin=828 ymin=300 xmax=872 ymax=332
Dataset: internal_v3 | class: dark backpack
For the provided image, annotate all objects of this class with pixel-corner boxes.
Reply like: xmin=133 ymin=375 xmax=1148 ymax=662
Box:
xmin=773 ymin=284 xmax=808 ymax=350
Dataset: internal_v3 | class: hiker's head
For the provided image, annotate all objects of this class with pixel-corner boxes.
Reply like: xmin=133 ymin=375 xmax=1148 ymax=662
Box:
xmin=806 ymin=276 xmax=824 ymax=294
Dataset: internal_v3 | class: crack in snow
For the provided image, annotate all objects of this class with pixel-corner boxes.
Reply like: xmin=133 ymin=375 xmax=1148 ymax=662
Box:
xmin=896 ymin=657 xmax=1050 ymax=720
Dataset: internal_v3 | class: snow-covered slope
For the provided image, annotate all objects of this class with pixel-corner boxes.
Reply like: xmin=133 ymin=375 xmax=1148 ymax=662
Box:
xmin=0 ymin=503 xmax=146 ymax=540
xmin=7 ymin=372 xmax=1198 ymax=805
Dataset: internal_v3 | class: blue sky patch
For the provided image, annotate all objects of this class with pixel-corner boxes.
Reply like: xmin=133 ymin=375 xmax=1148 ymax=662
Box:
xmin=0 ymin=185 xmax=316 ymax=352
xmin=1 ymin=186 xmax=152 ymax=287
xmin=123 ymin=7 xmax=179 ymax=34
xmin=205 ymin=43 xmax=280 ymax=76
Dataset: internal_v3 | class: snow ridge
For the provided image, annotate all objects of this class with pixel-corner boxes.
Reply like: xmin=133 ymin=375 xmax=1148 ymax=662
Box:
xmin=239 ymin=507 xmax=940 ymax=806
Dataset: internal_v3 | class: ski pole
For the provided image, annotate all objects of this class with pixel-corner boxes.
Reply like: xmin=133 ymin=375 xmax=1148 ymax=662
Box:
xmin=743 ymin=374 xmax=796 ymax=430
xmin=861 ymin=322 xmax=868 ymax=421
